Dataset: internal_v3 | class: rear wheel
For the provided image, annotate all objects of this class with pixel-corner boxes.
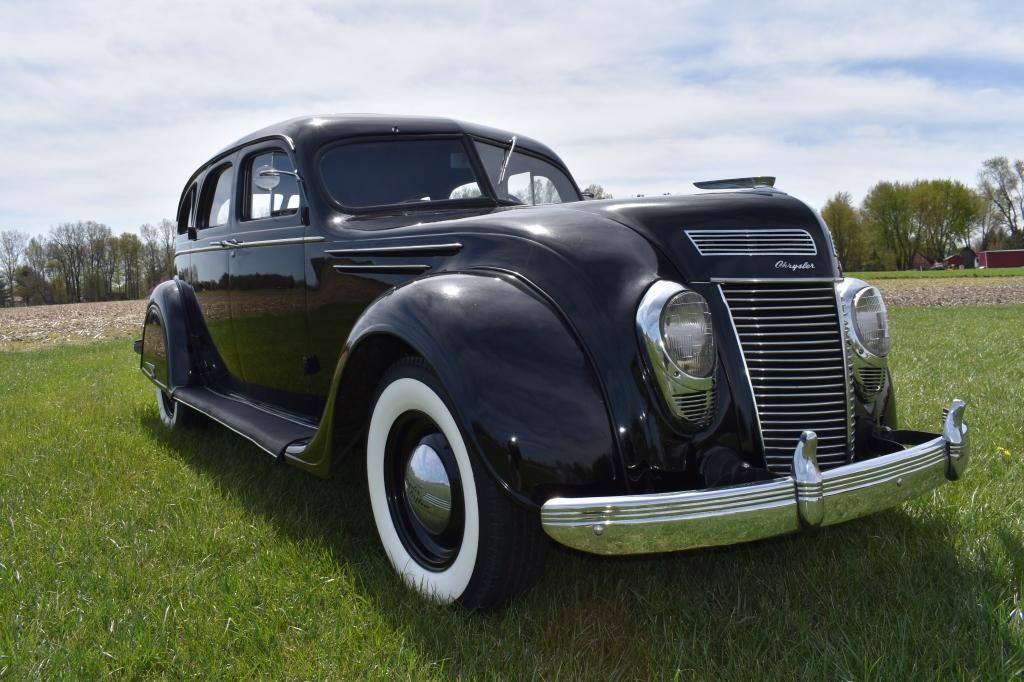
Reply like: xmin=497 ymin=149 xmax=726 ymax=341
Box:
xmin=155 ymin=388 xmax=201 ymax=429
xmin=366 ymin=357 xmax=546 ymax=610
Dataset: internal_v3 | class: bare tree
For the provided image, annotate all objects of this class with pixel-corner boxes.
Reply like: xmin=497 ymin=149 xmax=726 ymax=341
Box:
xmin=117 ymin=232 xmax=144 ymax=300
xmin=583 ymin=184 xmax=613 ymax=199
xmin=0 ymin=229 xmax=27 ymax=306
xmin=977 ymin=156 xmax=1023 ymax=241
xmin=48 ymin=222 xmax=89 ymax=303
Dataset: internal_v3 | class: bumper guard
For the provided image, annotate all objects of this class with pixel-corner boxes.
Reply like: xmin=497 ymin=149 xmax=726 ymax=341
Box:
xmin=541 ymin=400 xmax=969 ymax=555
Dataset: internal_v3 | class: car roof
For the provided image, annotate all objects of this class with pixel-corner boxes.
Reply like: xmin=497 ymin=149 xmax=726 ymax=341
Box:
xmin=197 ymin=113 xmax=566 ymax=175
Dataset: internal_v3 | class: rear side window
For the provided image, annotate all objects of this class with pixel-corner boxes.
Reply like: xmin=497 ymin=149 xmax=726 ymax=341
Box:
xmin=201 ymin=165 xmax=234 ymax=228
xmin=319 ymin=138 xmax=484 ymax=208
xmin=177 ymin=184 xmax=196 ymax=234
xmin=245 ymin=151 xmax=300 ymax=220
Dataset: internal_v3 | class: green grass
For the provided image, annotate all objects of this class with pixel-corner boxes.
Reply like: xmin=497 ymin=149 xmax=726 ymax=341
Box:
xmin=2 ymin=306 xmax=1023 ymax=679
xmin=848 ymin=267 xmax=1024 ymax=280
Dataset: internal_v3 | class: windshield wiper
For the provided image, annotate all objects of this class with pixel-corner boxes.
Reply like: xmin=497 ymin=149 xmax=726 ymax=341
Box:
xmin=497 ymin=135 xmax=517 ymax=184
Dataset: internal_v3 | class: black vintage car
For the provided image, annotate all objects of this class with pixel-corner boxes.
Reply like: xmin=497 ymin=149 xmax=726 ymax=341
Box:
xmin=137 ymin=114 xmax=969 ymax=609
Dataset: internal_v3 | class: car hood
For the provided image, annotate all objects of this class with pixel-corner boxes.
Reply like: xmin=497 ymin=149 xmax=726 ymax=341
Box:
xmin=561 ymin=191 xmax=838 ymax=281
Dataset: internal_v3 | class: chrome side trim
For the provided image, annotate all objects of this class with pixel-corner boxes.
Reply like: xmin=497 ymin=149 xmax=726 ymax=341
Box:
xmin=332 ymin=264 xmax=431 ymax=274
xmin=326 ymin=242 xmax=463 ymax=257
xmin=176 ymin=235 xmax=324 ymax=256
xmin=176 ymin=245 xmax=226 ymax=256
xmin=233 ymin=235 xmax=325 ymax=250
xmin=541 ymin=400 xmax=968 ymax=555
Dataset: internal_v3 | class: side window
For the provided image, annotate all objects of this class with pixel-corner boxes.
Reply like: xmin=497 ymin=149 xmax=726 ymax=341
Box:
xmin=201 ymin=165 xmax=234 ymax=228
xmin=177 ymin=184 xmax=196 ymax=234
xmin=245 ymin=151 xmax=300 ymax=220
xmin=473 ymin=140 xmax=579 ymax=205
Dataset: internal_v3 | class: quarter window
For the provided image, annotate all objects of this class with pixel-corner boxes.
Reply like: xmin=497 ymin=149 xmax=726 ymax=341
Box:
xmin=202 ymin=165 xmax=234 ymax=228
xmin=246 ymin=151 xmax=300 ymax=220
xmin=474 ymin=141 xmax=578 ymax=205
xmin=177 ymin=184 xmax=196 ymax=234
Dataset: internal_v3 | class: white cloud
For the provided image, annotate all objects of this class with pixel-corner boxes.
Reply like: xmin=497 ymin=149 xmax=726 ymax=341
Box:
xmin=1 ymin=0 xmax=1022 ymax=234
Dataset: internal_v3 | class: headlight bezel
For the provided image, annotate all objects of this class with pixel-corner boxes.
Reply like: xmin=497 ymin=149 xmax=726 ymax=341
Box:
xmin=851 ymin=286 xmax=891 ymax=358
xmin=839 ymin=279 xmax=890 ymax=363
xmin=636 ymin=281 xmax=717 ymax=425
xmin=838 ymin=278 xmax=890 ymax=401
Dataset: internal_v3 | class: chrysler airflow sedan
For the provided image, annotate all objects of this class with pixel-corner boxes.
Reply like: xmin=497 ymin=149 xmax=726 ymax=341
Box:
xmin=136 ymin=114 xmax=969 ymax=610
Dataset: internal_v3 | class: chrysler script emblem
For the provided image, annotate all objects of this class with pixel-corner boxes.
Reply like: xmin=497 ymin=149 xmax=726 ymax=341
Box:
xmin=775 ymin=260 xmax=815 ymax=271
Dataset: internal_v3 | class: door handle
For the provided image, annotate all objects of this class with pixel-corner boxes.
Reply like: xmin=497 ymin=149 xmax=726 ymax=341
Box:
xmin=215 ymin=238 xmax=242 ymax=248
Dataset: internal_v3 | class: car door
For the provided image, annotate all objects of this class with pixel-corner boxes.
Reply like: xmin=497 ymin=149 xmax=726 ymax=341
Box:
xmin=227 ymin=145 xmax=315 ymax=414
xmin=188 ymin=159 xmax=245 ymax=389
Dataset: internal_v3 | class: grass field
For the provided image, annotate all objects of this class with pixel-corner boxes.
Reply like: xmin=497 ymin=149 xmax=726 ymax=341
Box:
xmin=849 ymin=267 xmax=1024 ymax=279
xmin=1 ymin=306 xmax=1023 ymax=678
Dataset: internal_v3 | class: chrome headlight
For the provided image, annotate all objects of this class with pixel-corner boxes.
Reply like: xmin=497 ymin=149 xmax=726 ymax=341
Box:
xmin=851 ymin=286 xmax=890 ymax=357
xmin=660 ymin=290 xmax=715 ymax=378
xmin=637 ymin=281 xmax=716 ymax=426
xmin=839 ymin=278 xmax=890 ymax=403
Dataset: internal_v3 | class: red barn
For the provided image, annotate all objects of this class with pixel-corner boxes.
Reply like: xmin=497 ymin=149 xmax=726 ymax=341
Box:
xmin=978 ymin=249 xmax=1024 ymax=268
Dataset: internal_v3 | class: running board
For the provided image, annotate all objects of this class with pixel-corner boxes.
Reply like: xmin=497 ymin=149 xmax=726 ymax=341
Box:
xmin=173 ymin=386 xmax=317 ymax=459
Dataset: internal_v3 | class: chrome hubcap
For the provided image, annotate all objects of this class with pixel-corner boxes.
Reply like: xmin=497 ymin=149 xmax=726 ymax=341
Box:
xmin=403 ymin=443 xmax=453 ymax=535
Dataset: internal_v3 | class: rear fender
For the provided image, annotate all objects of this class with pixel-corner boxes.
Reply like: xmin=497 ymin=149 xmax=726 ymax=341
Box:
xmin=140 ymin=279 xmax=193 ymax=391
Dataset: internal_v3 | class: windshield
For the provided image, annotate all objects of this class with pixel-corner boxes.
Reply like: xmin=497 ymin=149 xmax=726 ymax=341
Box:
xmin=319 ymin=138 xmax=487 ymax=208
xmin=474 ymin=140 xmax=580 ymax=205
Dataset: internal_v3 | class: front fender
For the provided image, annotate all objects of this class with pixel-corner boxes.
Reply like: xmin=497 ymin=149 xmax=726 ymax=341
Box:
xmin=140 ymin=279 xmax=192 ymax=391
xmin=296 ymin=271 xmax=621 ymax=507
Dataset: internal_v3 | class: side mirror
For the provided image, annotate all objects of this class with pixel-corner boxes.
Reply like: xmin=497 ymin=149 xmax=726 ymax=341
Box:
xmin=255 ymin=167 xmax=303 ymax=191
xmin=581 ymin=191 xmax=595 ymax=200
xmin=254 ymin=166 xmax=282 ymax=191
xmin=187 ymin=227 xmax=198 ymax=241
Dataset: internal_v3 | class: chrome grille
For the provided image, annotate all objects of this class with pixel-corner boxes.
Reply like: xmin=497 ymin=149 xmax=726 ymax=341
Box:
xmin=672 ymin=383 xmax=717 ymax=428
xmin=856 ymin=366 xmax=885 ymax=394
xmin=686 ymin=229 xmax=817 ymax=256
xmin=721 ymin=282 xmax=854 ymax=473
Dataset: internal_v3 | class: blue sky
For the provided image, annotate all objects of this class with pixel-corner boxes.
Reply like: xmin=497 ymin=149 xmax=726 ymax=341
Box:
xmin=2 ymin=0 xmax=1022 ymax=236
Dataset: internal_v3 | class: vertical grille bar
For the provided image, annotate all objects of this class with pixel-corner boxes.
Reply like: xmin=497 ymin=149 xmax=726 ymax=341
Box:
xmin=720 ymin=282 xmax=854 ymax=473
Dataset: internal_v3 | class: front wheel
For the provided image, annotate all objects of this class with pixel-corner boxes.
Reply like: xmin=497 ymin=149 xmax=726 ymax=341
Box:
xmin=366 ymin=358 xmax=546 ymax=610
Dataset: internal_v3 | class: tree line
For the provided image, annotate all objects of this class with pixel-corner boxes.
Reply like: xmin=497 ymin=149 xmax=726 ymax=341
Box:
xmin=1 ymin=159 xmax=1020 ymax=306
xmin=0 ymin=220 xmax=176 ymax=307
xmin=822 ymin=156 xmax=1024 ymax=271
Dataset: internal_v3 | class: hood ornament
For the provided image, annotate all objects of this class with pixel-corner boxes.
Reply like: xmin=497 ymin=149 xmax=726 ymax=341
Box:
xmin=694 ymin=176 xmax=776 ymax=190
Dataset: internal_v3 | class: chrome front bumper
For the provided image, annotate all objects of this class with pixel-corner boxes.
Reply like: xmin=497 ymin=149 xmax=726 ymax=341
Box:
xmin=541 ymin=400 xmax=969 ymax=555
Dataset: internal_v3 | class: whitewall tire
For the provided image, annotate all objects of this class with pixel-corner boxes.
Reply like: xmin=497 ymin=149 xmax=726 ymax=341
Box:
xmin=155 ymin=388 xmax=200 ymax=429
xmin=366 ymin=358 xmax=547 ymax=610
xmin=367 ymin=376 xmax=479 ymax=603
